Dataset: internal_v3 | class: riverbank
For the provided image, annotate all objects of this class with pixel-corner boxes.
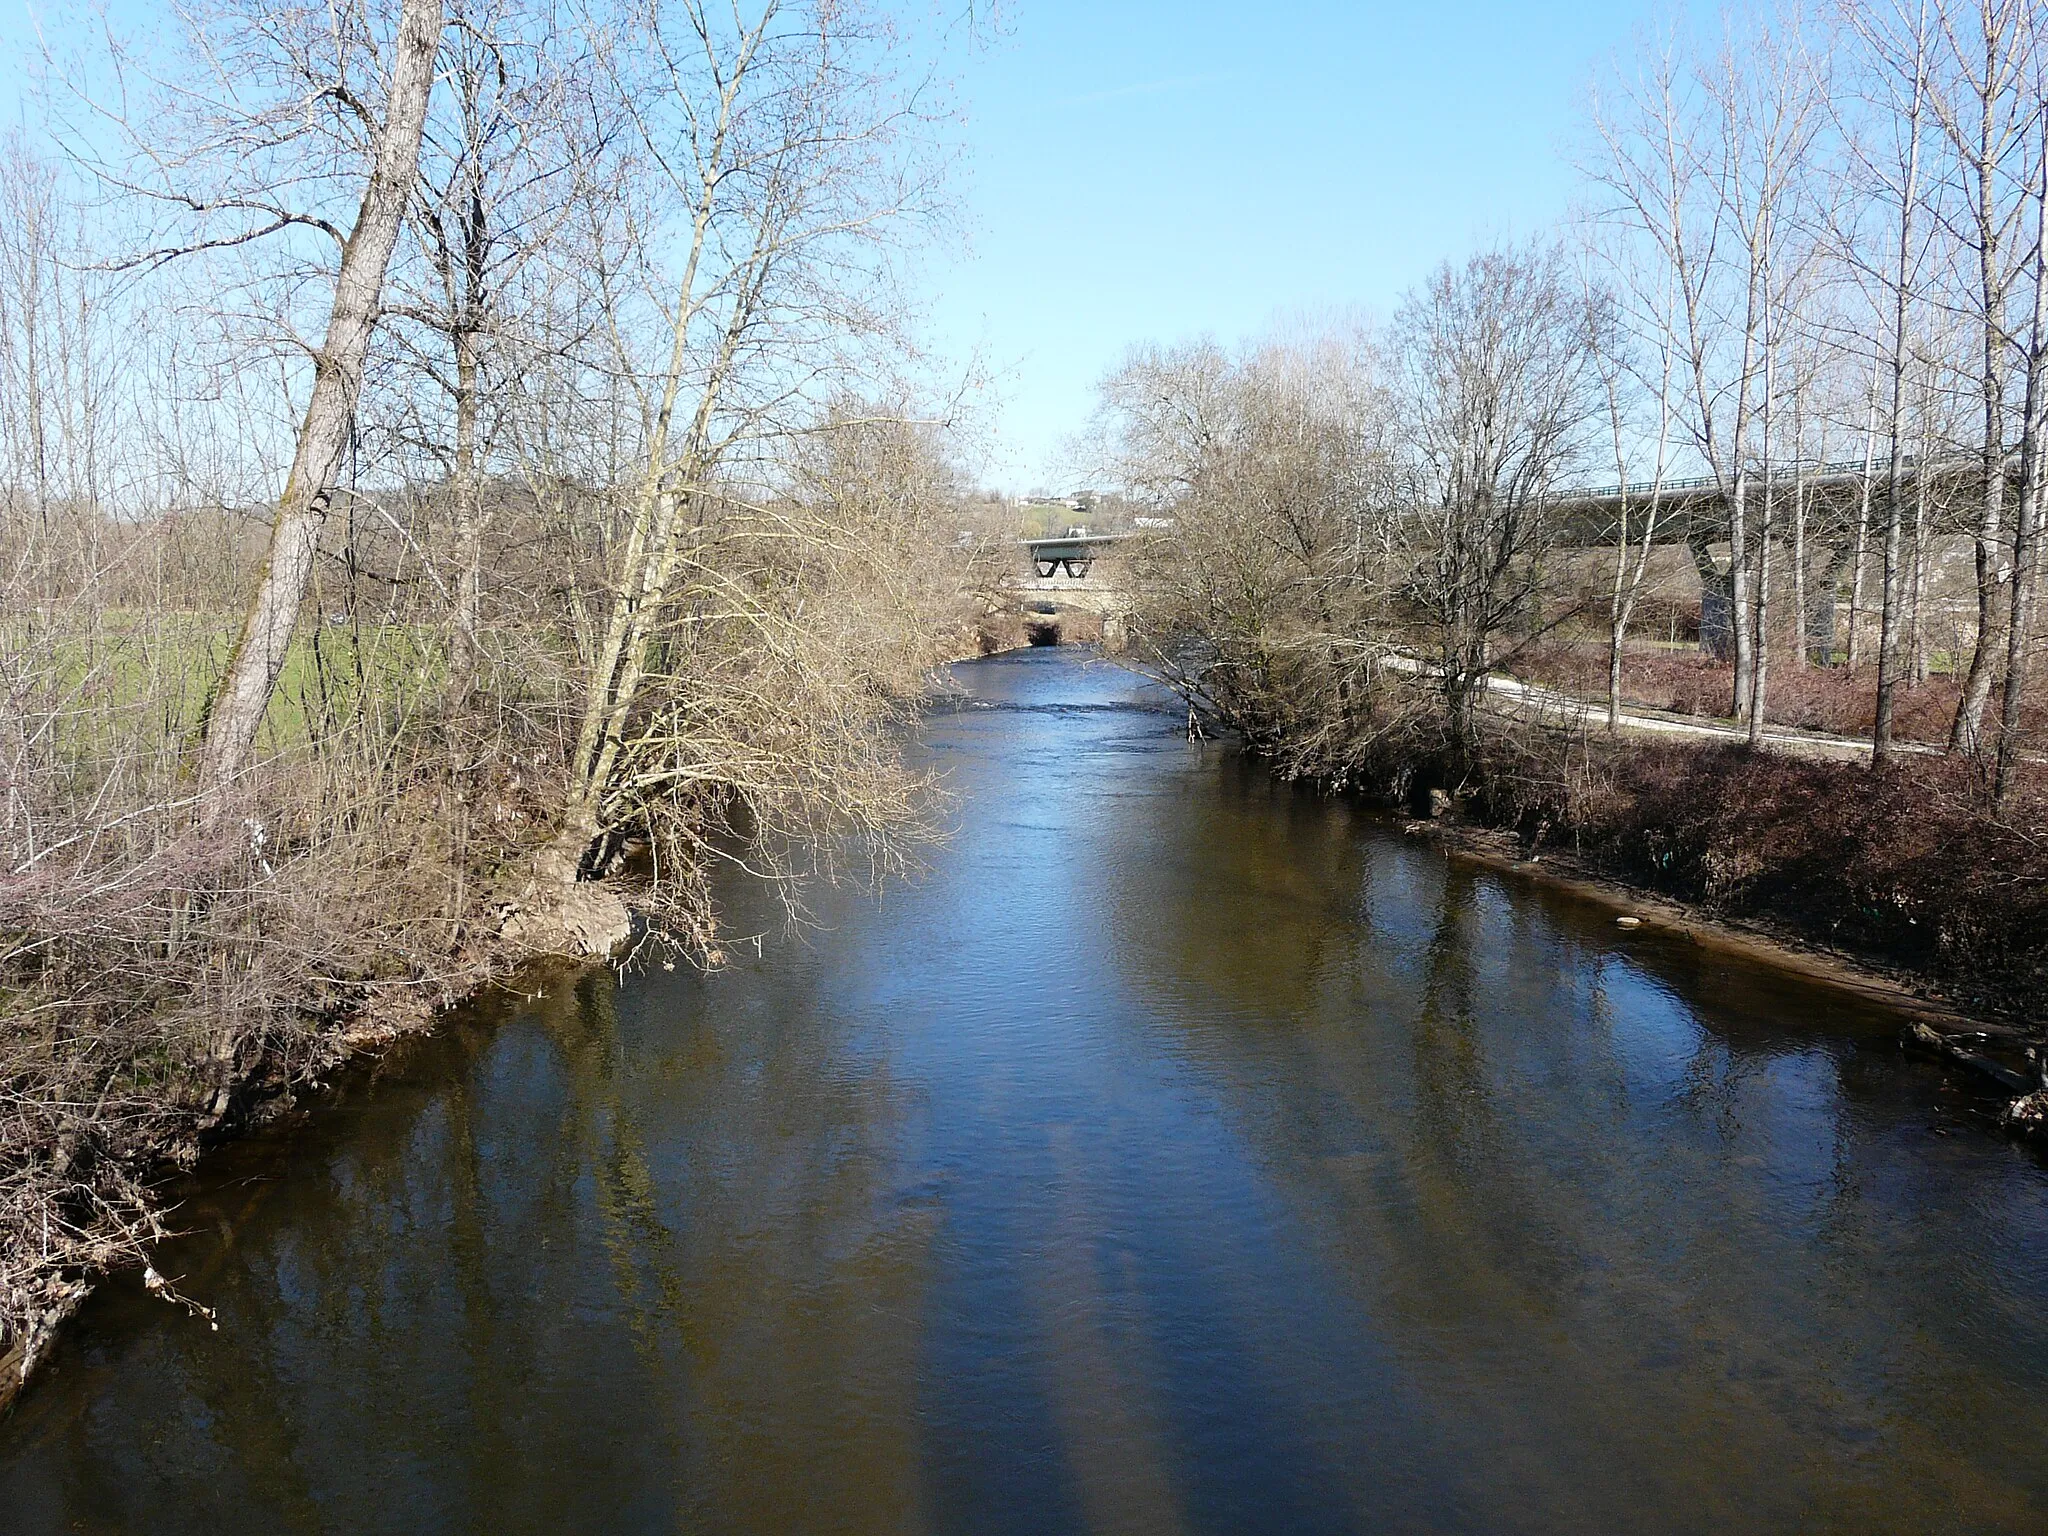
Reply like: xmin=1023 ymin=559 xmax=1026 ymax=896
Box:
xmin=13 ymin=645 xmax=2048 ymax=1535
xmin=0 ymin=783 xmax=635 ymax=1415
xmin=1152 ymin=637 xmax=2048 ymax=1119
xmin=1316 ymin=716 xmax=2048 ymax=1131
xmin=1405 ymin=815 xmax=2046 ymax=1113
xmin=6 ymin=569 xmax=958 ymax=1413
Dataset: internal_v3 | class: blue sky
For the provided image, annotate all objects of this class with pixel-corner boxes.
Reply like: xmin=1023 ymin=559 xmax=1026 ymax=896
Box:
xmin=0 ymin=0 xmax=1677 ymax=490
xmin=932 ymin=0 xmax=1667 ymax=488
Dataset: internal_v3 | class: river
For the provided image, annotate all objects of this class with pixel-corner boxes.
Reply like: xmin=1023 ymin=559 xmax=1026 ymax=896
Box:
xmin=3 ymin=648 xmax=2047 ymax=1533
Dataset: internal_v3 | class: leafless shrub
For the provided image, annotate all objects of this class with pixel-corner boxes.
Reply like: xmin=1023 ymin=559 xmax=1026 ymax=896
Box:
xmin=0 ymin=0 xmax=977 ymax=1388
xmin=1571 ymin=740 xmax=2048 ymax=1013
xmin=0 ymin=549 xmax=559 ymax=1386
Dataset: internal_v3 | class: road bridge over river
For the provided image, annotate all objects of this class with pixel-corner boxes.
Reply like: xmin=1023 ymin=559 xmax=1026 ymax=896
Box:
xmin=1022 ymin=530 xmax=1150 ymax=579
xmin=1547 ymin=451 xmax=2019 ymax=542
xmin=1544 ymin=451 xmax=2021 ymax=660
xmin=980 ymin=514 xmax=1980 ymax=762
xmin=981 ymin=529 xmax=1154 ymax=648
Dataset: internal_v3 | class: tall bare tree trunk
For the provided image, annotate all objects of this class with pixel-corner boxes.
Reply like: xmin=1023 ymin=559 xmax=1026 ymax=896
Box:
xmin=1728 ymin=262 xmax=1760 ymax=717
xmin=1848 ymin=380 xmax=1878 ymax=668
xmin=432 ymin=29 xmax=513 ymax=711
xmin=1947 ymin=10 xmax=2022 ymax=755
xmin=1750 ymin=329 xmax=1775 ymax=745
xmin=1911 ymin=393 xmax=1932 ymax=684
xmin=1790 ymin=386 xmax=1809 ymax=667
xmin=195 ymin=0 xmax=444 ymax=800
xmin=1607 ymin=358 xmax=1671 ymax=731
xmin=14 ymin=174 xmax=51 ymax=534
xmin=1873 ymin=16 xmax=1927 ymax=766
xmin=1792 ymin=475 xmax=1809 ymax=665
xmin=1995 ymin=115 xmax=2048 ymax=804
xmin=450 ymin=320 xmax=484 ymax=702
xmin=447 ymin=174 xmax=487 ymax=709
xmin=1730 ymin=470 xmax=1755 ymax=718
xmin=1750 ymin=486 xmax=1773 ymax=741
xmin=1608 ymin=486 xmax=1632 ymax=731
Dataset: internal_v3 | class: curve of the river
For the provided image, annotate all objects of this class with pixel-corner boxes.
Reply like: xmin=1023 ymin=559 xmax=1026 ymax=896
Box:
xmin=3 ymin=648 xmax=2046 ymax=1534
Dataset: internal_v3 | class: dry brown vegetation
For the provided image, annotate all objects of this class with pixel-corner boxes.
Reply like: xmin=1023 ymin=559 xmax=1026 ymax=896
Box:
xmin=1513 ymin=639 xmax=2048 ymax=744
xmin=0 ymin=0 xmax=985 ymax=1398
xmin=1569 ymin=743 xmax=2048 ymax=1016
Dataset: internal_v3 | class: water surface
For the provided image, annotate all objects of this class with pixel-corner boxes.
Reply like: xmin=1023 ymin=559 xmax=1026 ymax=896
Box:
xmin=4 ymin=648 xmax=2046 ymax=1533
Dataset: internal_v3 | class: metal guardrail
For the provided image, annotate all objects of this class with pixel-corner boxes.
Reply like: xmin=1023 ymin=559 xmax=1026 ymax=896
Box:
xmin=1018 ymin=531 xmax=1152 ymax=550
xmin=1551 ymin=450 xmax=2010 ymax=503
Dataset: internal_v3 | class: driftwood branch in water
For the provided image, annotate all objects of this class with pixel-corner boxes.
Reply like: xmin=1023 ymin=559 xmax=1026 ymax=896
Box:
xmin=1902 ymin=1021 xmax=2036 ymax=1095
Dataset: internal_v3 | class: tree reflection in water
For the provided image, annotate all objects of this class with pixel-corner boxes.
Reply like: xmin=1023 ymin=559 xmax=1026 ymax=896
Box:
xmin=3 ymin=649 xmax=2046 ymax=1536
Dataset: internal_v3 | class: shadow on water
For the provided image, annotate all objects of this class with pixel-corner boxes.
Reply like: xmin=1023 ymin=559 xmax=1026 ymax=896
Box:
xmin=1100 ymin=721 xmax=2048 ymax=1533
xmin=3 ymin=646 xmax=2047 ymax=1534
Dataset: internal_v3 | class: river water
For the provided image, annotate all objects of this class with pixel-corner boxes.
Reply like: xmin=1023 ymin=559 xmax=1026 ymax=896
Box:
xmin=4 ymin=648 xmax=2048 ymax=1534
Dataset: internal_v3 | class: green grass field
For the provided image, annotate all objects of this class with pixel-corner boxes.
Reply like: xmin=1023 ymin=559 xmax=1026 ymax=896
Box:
xmin=16 ymin=611 xmax=450 ymax=763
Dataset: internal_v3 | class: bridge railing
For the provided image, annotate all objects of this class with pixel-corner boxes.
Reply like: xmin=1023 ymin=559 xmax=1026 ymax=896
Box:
xmin=1547 ymin=449 xmax=2015 ymax=504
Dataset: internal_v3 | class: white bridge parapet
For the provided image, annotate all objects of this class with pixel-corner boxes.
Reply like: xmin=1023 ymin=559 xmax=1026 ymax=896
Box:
xmin=1020 ymin=529 xmax=1150 ymax=579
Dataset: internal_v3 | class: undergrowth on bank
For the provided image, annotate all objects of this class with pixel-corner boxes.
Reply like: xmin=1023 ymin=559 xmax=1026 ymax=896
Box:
xmin=0 ymin=723 xmax=566 ymax=1388
xmin=1233 ymin=668 xmax=2048 ymax=1025
xmin=1570 ymin=745 xmax=2048 ymax=1016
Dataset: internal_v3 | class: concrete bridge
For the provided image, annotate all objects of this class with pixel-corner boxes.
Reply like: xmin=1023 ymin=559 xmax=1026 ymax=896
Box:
xmin=1543 ymin=452 xmax=2017 ymax=656
xmin=974 ymin=529 xmax=1150 ymax=649
xmin=1023 ymin=530 xmax=1150 ymax=579
xmin=1546 ymin=452 xmax=2019 ymax=543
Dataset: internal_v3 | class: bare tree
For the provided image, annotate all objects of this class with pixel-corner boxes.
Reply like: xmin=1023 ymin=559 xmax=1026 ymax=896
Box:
xmin=1840 ymin=0 xmax=1937 ymax=765
xmin=1589 ymin=39 xmax=1747 ymax=677
xmin=529 ymin=0 xmax=954 ymax=907
xmin=1582 ymin=246 xmax=1673 ymax=729
xmin=1588 ymin=18 xmax=1822 ymax=723
xmin=1095 ymin=328 xmax=1400 ymax=759
xmin=376 ymin=0 xmax=599 ymax=705
xmin=1925 ymin=0 xmax=2042 ymax=751
xmin=1846 ymin=362 xmax=1881 ymax=667
xmin=62 ymin=0 xmax=453 ymax=799
xmin=1995 ymin=100 xmax=2048 ymax=801
xmin=1394 ymin=242 xmax=1602 ymax=750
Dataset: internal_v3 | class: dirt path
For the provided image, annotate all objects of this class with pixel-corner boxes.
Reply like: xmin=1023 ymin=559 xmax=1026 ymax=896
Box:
xmin=1478 ymin=671 xmax=1936 ymax=762
xmin=1379 ymin=653 xmax=1936 ymax=763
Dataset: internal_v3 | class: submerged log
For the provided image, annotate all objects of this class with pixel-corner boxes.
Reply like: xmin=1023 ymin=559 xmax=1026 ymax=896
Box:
xmin=1902 ymin=1021 xmax=2036 ymax=1095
